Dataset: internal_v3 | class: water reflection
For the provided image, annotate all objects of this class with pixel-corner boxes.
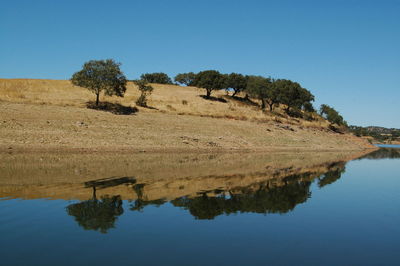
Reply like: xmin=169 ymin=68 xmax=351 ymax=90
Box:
xmin=317 ymin=162 xmax=346 ymax=188
xmin=129 ymin=183 xmax=167 ymax=212
xmin=63 ymin=161 xmax=347 ymax=231
xmin=171 ymin=180 xmax=311 ymax=219
xmin=129 ymin=163 xmax=345 ymax=220
xmin=2 ymin=149 xmax=399 ymax=266
xmin=358 ymin=147 xmax=400 ymax=160
xmin=0 ymin=150 xmax=371 ymax=232
xmin=67 ymin=195 xmax=123 ymax=234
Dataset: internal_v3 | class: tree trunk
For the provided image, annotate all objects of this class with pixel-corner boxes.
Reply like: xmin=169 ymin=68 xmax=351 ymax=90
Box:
xmin=269 ymin=102 xmax=274 ymax=112
xmin=261 ymin=99 xmax=266 ymax=109
xmin=92 ymin=186 xmax=97 ymax=200
xmin=96 ymin=92 xmax=100 ymax=106
xmin=232 ymin=90 xmax=237 ymax=97
xmin=206 ymin=89 xmax=211 ymax=98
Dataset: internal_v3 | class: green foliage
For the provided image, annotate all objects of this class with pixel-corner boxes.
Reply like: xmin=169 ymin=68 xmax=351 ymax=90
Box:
xmin=71 ymin=59 xmax=127 ymax=106
xmin=192 ymin=70 xmax=227 ymax=97
xmin=276 ymin=79 xmax=314 ymax=112
xmin=320 ymin=104 xmax=347 ymax=126
xmin=134 ymin=79 xmax=154 ymax=107
xmin=243 ymin=77 xmax=314 ymax=113
xmin=174 ymin=72 xmax=197 ymax=86
xmin=303 ymin=102 xmax=315 ymax=113
xmin=349 ymin=125 xmax=400 ymax=142
xmin=245 ymin=75 xmax=272 ymax=109
xmin=265 ymin=79 xmax=284 ymax=111
xmin=226 ymin=73 xmax=247 ymax=96
xmin=140 ymin=72 xmax=173 ymax=84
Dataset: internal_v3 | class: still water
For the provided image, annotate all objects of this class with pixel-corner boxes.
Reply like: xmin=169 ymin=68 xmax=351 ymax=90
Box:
xmin=0 ymin=148 xmax=399 ymax=266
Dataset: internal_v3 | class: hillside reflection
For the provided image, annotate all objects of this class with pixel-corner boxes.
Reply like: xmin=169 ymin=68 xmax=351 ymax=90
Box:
xmin=357 ymin=148 xmax=400 ymax=160
xmin=170 ymin=181 xmax=311 ymax=219
xmin=0 ymin=150 xmax=375 ymax=232
xmin=63 ymin=161 xmax=347 ymax=232
xmin=127 ymin=163 xmax=345 ymax=220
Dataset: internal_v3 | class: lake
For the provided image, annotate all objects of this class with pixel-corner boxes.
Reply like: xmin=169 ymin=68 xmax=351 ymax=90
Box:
xmin=0 ymin=148 xmax=399 ymax=266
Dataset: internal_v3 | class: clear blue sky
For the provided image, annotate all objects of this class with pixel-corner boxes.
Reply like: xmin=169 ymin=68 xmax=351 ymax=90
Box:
xmin=1 ymin=0 xmax=399 ymax=128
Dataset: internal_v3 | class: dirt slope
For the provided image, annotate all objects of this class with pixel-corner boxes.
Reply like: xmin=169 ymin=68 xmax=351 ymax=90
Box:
xmin=0 ymin=79 xmax=374 ymax=152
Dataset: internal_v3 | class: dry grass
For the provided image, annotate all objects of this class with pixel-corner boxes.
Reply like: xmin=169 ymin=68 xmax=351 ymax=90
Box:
xmin=0 ymin=78 xmax=329 ymax=129
xmin=0 ymin=78 xmax=375 ymax=152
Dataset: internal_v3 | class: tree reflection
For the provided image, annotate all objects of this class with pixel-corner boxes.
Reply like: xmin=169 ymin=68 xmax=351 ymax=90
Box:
xmin=129 ymin=184 xmax=166 ymax=211
xmin=318 ymin=162 xmax=346 ymax=188
xmin=67 ymin=193 xmax=123 ymax=233
xmin=358 ymin=148 xmax=400 ymax=160
xmin=127 ymin=162 xmax=348 ymax=219
xmin=171 ymin=180 xmax=312 ymax=219
xmin=66 ymin=160 xmax=349 ymax=224
xmin=66 ymin=177 xmax=132 ymax=233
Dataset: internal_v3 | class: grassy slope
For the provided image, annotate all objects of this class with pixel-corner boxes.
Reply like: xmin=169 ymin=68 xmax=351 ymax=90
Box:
xmin=0 ymin=78 xmax=374 ymax=151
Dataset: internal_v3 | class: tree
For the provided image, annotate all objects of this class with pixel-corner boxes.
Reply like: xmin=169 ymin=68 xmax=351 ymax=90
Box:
xmin=174 ymin=72 xmax=196 ymax=86
xmin=134 ymin=79 xmax=154 ymax=107
xmin=140 ymin=72 xmax=173 ymax=84
xmin=71 ymin=59 xmax=127 ymax=106
xmin=264 ymin=79 xmax=284 ymax=111
xmin=192 ymin=70 xmax=227 ymax=98
xmin=277 ymin=79 xmax=314 ymax=112
xmin=226 ymin=73 xmax=247 ymax=97
xmin=245 ymin=75 xmax=272 ymax=109
xmin=303 ymin=102 xmax=315 ymax=113
xmin=319 ymin=104 xmax=347 ymax=126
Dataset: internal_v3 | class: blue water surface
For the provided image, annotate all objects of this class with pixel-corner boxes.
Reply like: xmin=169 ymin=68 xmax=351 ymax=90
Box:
xmin=0 ymin=149 xmax=399 ymax=266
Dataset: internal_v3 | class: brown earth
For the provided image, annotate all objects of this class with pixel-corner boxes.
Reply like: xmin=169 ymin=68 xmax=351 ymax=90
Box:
xmin=0 ymin=79 xmax=375 ymax=152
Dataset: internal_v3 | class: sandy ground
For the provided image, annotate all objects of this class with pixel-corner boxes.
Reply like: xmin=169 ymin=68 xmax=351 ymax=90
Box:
xmin=0 ymin=78 xmax=375 ymax=152
xmin=0 ymin=101 xmax=373 ymax=152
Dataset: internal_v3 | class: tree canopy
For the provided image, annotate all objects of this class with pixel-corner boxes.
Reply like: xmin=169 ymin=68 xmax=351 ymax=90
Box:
xmin=140 ymin=72 xmax=173 ymax=84
xmin=320 ymin=104 xmax=347 ymax=126
xmin=174 ymin=72 xmax=197 ymax=86
xmin=275 ymin=79 xmax=314 ymax=112
xmin=245 ymin=75 xmax=272 ymax=109
xmin=192 ymin=70 xmax=227 ymax=97
xmin=71 ymin=59 xmax=127 ymax=106
xmin=226 ymin=73 xmax=247 ymax=97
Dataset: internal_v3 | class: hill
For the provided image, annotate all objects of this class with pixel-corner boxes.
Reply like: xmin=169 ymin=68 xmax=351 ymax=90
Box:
xmin=349 ymin=125 xmax=400 ymax=144
xmin=0 ymin=78 xmax=374 ymax=152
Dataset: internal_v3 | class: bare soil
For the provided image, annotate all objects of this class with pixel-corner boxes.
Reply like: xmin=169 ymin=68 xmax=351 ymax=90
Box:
xmin=0 ymin=79 xmax=375 ymax=152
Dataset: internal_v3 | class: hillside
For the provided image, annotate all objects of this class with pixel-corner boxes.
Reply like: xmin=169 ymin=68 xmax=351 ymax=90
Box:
xmin=349 ymin=125 xmax=400 ymax=144
xmin=0 ymin=78 xmax=374 ymax=152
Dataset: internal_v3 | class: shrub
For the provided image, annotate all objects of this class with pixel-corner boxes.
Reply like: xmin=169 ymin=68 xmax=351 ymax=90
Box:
xmin=134 ymin=80 xmax=154 ymax=107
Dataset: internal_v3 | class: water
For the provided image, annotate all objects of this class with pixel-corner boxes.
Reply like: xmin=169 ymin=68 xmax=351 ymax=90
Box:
xmin=376 ymin=144 xmax=400 ymax=148
xmin=0 ymin=149 xmax=399 ymax=266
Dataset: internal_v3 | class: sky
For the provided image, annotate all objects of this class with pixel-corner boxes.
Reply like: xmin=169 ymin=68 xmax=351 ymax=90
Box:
xmin=1 ymin=0 xmax=399 ymax=128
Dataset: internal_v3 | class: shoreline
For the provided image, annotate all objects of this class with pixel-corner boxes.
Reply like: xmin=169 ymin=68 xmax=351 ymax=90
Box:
xmin=0 ymin=144 xmax=378 ymax=154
